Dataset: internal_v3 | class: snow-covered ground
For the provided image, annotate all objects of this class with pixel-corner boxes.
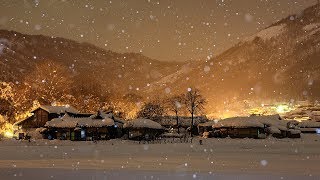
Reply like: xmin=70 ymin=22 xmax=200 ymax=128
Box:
xmin=0 ymin=134 xmax=319 ymax=180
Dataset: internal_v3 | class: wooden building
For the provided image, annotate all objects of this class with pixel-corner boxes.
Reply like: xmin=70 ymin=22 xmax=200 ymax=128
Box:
xmin=14 ymin=105 xmax=79 ymax=128
xmin=13 ymin=105 xmax=79 ymax=138
xmin=212 ymin=117 xmax=268 ymax=139
xmin=211 ymin=115 xmax=301 ymax=139
xmin=213 ymin=127 xmax=267 ymax=139
xmin=298 ymin=121 xmax=320 ymax=134
xmin=123 ymin=118 xmax=164 ymax=140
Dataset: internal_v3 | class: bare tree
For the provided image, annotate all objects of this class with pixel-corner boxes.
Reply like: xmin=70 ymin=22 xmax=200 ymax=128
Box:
xmin=137 ymin=100 xmax=165 ymax=120
xmin=184 ymin=88 xmax=206 ymax=136
xmin=165 ymin=94 xmax=184 ymax=134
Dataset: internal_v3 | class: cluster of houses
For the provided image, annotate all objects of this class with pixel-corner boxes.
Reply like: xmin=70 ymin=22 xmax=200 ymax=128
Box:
xmin=12 ymin=105 xmax=320 ymax=141
xmin=199 ymin=115 xmax=303 ymax=139
xmin=13 ymin=105 xmax=165 ymax=141
xmin=283 ymin=103 xmax=320 ymax=121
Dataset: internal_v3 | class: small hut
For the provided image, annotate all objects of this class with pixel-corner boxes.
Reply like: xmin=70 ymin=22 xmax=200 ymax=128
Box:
xmin=13 ymin=105 xmax=79 ymax=139
xmin=286 ymin=129 xmax=301 ymax=138
xmin=123 ymin=118 xmax=164 ymax=140
xmin=212 ymin=115 xmax=301 ymax=139
xmin=212 ymin=118 xmax=267 ymax=139
xmin=267 ymin=125 xmax=290 ymax=138
xmin=45 ymin=116 xmax=78 ymax=140
xmin=298 ymin=121 xmax=320 ymax=134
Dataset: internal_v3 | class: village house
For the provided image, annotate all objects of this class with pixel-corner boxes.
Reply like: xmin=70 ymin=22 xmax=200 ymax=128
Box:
xmin=298 ymin=121 xmax=320 ymax=134
xmin=212 ymin=117 xmax=268 ymax=139
xmin=13 ymin=105 xmax=79 ymax=139
xmin=123 ymin=118 xmax=164 ymax=140
xmin=44 ymin=111 xmax=124 ymax=141
xmin=211 ymin=115 xmax=301 ymax=139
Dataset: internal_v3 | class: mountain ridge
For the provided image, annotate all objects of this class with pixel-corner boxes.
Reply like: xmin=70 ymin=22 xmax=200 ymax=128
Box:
xmin=0 ymin=29 xmax=182 ymax=95
xmin=146 ymin=4 xmax=320 ymax=117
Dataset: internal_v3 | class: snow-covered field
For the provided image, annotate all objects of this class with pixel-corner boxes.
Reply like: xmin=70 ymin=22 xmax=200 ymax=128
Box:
xmin=0 ymin=134 xmax=319 ymax=180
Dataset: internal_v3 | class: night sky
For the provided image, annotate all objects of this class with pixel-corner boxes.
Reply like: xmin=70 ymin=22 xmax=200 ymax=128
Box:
xmin=0 ymin=0 xmax=317 ymax=61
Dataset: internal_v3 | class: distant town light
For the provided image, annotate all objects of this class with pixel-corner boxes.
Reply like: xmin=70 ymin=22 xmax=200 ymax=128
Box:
xmin=4 ymin=131 xmax=14 ymax=138
xmin=276 ymin=105 xmax=290 ymax=114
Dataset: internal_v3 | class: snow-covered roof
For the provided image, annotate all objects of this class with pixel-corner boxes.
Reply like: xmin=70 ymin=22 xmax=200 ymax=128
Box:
xmin=89 ymin=111 xmax=112 ymax=119
xmin=268 ymin=126 xmax=281 ymax=134
xmin=123 ymin=118 xmax=163 ymax=130
xmin=45 ymin=113 xmax=115 ymax=128
xmin=33 ymin=105 xmax=79 ymax=114
xmin=213 ymin=115 xmax=287 ymax=131
xmin=298 ymin=121 xmax=320 ymax=128
xmin=77 ymin=117 xmax=114 ymax=128
xmin=213 ymin=117 xmax=265 ymax=128
xmin=89 ymin=111 xmax=125 ymax=124
xmin=45 ymin=117 xmax=78 ymax=128
xmin=65 ymin=111 xmax=93 ymax=118
xmin=298 ymin=128 xmax=317 ymax=132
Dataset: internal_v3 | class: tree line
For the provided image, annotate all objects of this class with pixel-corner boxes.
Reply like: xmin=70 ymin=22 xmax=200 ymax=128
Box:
xmin=0 ymin=60 xmax=207 ymax=128
xmin=137 ymin=88 xmax=206 ymax=134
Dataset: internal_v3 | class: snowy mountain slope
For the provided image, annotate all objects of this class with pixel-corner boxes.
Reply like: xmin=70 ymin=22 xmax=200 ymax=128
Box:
xmin=0 ymin=30 xmax=181 ymax=95
xmin=146 ymin=4 xmax=320 ymax=116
